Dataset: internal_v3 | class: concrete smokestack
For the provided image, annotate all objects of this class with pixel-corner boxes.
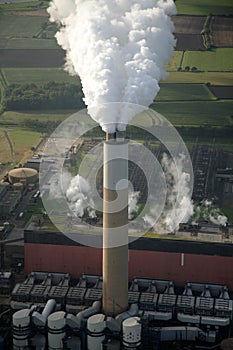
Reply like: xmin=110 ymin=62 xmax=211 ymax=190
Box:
xmin=103 ymin=131 xmax=128 ymax=316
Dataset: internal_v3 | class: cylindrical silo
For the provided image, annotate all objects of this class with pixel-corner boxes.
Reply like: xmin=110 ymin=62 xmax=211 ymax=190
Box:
xmin=122 ymin=317 xmax=141 ymax=349
xmin=87 ymin=314 xmax=105 ymax=350
xmin=103 ymin=132 xmax=128 ymax=316
xmin=12 ymin=309 xmax=31 ymax=350
xmin=48 ymin=311 xmax=66 ymax=350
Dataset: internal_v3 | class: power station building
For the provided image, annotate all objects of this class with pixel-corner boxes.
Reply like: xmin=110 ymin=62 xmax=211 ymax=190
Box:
xmin=24 ymin=219 xmax=233 ymax=291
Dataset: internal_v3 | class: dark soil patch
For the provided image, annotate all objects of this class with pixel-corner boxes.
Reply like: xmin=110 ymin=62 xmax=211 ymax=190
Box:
xmin=172 ymin=15 xmax=206 ymax=34
xmin=175 ymin=34 xmax=206 ymax=51
xmin=0 ymin=49 xmax=65 ymax=68
xmin=212 ymin=16 xmax=233 ymax=47
xmin=208 ymin=85 xmax=233 ymax=99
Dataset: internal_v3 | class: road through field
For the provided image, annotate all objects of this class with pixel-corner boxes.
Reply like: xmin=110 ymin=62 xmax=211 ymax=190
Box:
xmin=4 ymin=129 xmax=15 ymax=163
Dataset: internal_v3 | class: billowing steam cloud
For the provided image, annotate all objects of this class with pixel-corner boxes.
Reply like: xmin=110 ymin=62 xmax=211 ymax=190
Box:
xmin=144 ymin=153 xmax=194 ymax=233
xmin=128 ymin=191 xmax=140 ymax=220
xmin=143 ymin=154 xmax=228 ymax=233
xmin=192 ymin=200 xmax=228 ymax=226
xmin=66 ymin=174 xmax=96 ymax=218
xmin=48 ymin=0 xmax=176 ymax=132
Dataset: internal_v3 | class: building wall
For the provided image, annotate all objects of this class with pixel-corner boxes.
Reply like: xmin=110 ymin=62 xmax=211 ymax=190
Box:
xmin=24 ymin=243 xmax=233 ymax=290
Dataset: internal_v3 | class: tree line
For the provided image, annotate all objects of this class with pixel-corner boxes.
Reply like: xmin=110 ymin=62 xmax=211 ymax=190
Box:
xmin=3 ymin=81 xmax=85 ymax=111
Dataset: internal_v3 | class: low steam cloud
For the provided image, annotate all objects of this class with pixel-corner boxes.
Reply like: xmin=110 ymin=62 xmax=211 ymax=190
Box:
xmin=192 ymin=200 xmax=228 ymax=226
xmin=144 ymin=153 xmax=194 ymax=233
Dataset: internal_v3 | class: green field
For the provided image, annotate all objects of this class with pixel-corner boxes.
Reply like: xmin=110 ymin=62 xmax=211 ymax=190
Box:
xmin=0 ymin=1 xmax=48 ymax=12
xmin=165 ymin=72 xmax=233 ymax=85
xmin=0 ymin=37 xmax=57 ymax=50
xmin=176 ymin=0 xmax=233 ymax=15
xmin=3 ymin=68 xmax=233 ymax=88
xmin=0 ymin=110 xmax=73 ymax=127
xmin=182 ymin=49 xmax=233 ymax=72
xmin=165 ymin=51 xmax=183 ymax=72
xmin=0 ymin=13 xmax=58 ymax=49
xmin=0 ymin=14 xmax=46 ymax=37
xmin=156 ymin=83 xmax=215 ymax=101
xmin=3 ymin=68 xmax=78 ymax=85
xmin=152 ymin=100 xmax=233 ymax=127
xmin=0 ymin=127 xmax=42 ymax=164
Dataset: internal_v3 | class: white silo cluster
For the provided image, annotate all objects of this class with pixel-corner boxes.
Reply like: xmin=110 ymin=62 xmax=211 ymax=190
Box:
xmin=12 ymin=298 xmax=142 ymax=349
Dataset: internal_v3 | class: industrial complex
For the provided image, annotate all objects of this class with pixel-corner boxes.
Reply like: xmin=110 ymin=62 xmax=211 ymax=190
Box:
xmin=0 ymin=1 xmax=232 ymax=349
xmin=0 ymin=132 xmax=232 ymax=349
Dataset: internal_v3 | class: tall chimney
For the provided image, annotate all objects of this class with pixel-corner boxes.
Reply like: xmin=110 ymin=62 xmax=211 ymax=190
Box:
xmin=102 ymin=131 xmax=128 ymax=316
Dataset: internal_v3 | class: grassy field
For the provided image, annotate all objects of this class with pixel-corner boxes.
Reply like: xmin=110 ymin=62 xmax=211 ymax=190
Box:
xmin=3 ymin=68 xmax=78 ymax=85
xmin=0 ymin=110 xmax=74 ymax=127
xmin=0 ymin=127 xmax=41 ymax=164
xmin=0 ymin=12 xmax=58 ymax=49
xmin=165 ymin=71 xmax=233 ymax=85
xmin=165 ymin=51 xmax=183 ymax=72
xmin=0 ymin=1 xmax=48 ymax=12
xmin=2 ymin=68 xmax=233 ymax=87
xmin=156 ymin=83 xmax=215 ymax=101
xmin=152 ymin=100 xmax=233 ymax=127
xmin=182 ymin=49 xmax=233 ymax=72
xmin=176 ymin=0 xmax=233 ymax=15
xmin=0 ymin=14 xmax=46 ymax=38
xmin=0 ymin=37 xmax=58 ymax=49
xmin=8 ymin=129 xmax=42 ymax=163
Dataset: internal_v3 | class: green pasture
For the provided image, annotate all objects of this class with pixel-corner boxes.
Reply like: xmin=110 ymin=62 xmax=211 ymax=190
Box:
xmin=0 ymin=110 xmax=71 ymax=127
xmin=156 ymin=83 xmax=215 ymax=101
xmin=2 ymin=68 xmax=78 ymax=85
xmin=0 ymin=14 xmax=46 ymax=38
xmin=0 ymin=12 xmax=58 ymax=49
xmin=2 ymin=68 xmax=233 ymax=89
xmin=9 ymin=129 xmax=42 ymax=163
xmin=152 ymin=100 xmax=233 ymax=127
xmin=182 ymin=49 xmax=233 ymax=72
xmin=176 ymin=0 xmax=233 ymax=15
xmin=0 ymin=127 xmax=42 ymax=164
xmin=0 ymin=38 xmax=58 ymax=49
xmin=0 ymin=1 xmax=48 ymax=12
xmin=165 ymin=51 xmax=183 ymax=72
xmin=165 ymin=71 xmax=233 ymax=85
xmin=9 ymin=129 xmax=41 ymax=149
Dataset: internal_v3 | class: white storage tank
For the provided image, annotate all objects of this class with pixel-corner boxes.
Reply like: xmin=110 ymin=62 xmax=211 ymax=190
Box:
xmin=12 ymin=309 xmax=31 ymax=350
xmin=87 ymin=313 xmax=105 ymax=350
xmin=48 ymin=311 xmax=66 ymax=350
xmin=122 ymin=317 xmax=141 ymax=349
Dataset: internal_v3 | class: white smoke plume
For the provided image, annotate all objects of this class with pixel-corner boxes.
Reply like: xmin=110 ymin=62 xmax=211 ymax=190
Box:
xmin=48 ymin=0 xmax=176 ymax=132
xmin=49 ymin=171 xmax=72 ymax=199
xmin=192 ymin=200 xmax=228 ymax=226
xmin=144 ymin=153 xmax=194 ymax=233
xmin=128 ymin=191 xmax=140 ymax=220
xmin=66 ymin=174 xmax=96 ymax=218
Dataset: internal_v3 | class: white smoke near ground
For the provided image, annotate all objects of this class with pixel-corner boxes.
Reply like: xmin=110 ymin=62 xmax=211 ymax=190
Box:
xmin=143 ymin=153 xmax=194 ymax=233
xmin=49 ymin=171 xmax=72 ymax=199
xmin=48 ymin=0 xmax=176 ymax=132
xmin=192 ymin=200 xmax=228 ymax=226
xmin=128 ymin=191 xmax=140 ymax=220
xmin=66 ymin=174 xmax=96 ymax=218
xmin=49 ymin=172 xmax=96 ymax=218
